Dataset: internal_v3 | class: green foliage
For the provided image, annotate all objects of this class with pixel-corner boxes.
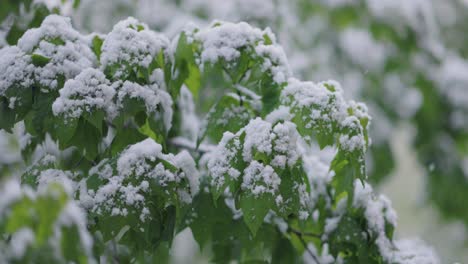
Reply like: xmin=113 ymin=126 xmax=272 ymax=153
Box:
xmin=0 ymin=14 xmax=436 ymax=264
xmin=0 ymin=182 xmax=93 ymax=263
xmin=198 ymin=94 xmax=255 ymax=145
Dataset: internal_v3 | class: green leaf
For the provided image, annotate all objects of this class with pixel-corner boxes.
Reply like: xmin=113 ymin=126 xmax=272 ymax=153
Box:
xmin=61 ymin=225 xmax=87 ymax=262
xmin=260 ymin=79 xmax=281 ymax=116
xmin=330 ymin=150 xmax=355 ymax=207
xmin=198 ymin=94 xmax=254 ymax=145
xmin=272 ymin=237 xmax=300 ymax=264
xmin=185 ymin=62 xmax=201 ymax=97
xmin=72 ymin=0 xmax=80 ymax=9
xmin=28 ymin=90 xmax=56 ymax=139
xmin=172 ymin=32 xmax=201 ymax=98
xmin=368 ymin=141 xmax=395 ymax=184
xmin=31 ymin=53 xmax=50 ymax=67
xmin=84 ymin=109 xmax=105 ymax=134
xmin=0 ymin=98 xmax=17 ymax=132
xmin=66 ymin=118 xmax=101 ymax=161
xmin=46 ymin=36 xmax=66 ymax=46
xmin=92 ymin=35 xmax=104 ymax=61
xmin=50 ymin=116 xmax=79 ymax=146
xmin=148 ymin=114 xmax=168 ymax=145
xmin=240 ymin=193 xmax=273 ymax=236
xmin=6 ymin=21 xmax=25 ymax=46
xmin=276 ymin=166 xmax=304 ymax=217
xmin=185 ymin=192 xmax=215 ymax=247
xmin=328 ymin=212 xmax=384 ymax=263
xmin=111 ymin=127 xmax=146 ymax=156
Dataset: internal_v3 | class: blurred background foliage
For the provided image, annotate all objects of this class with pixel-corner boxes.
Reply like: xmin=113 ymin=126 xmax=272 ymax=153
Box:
xmin=0 ymin=0 xmax=467 ymax=263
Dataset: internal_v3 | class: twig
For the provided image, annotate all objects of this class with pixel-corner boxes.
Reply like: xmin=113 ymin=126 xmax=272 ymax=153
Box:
xmin=298 ymin=235 xmax=320 ymax=264
xmin=288 ymin=227 xmax=320 ymax=263
xmin=288 ymin=227 xmax=321 ymax=238
xmin=72 ymin=156 xmax=84 ymax=169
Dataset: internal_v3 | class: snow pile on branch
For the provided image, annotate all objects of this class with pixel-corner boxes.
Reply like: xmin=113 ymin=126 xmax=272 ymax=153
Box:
xmin=242 ymin=160 xmax=281 ymax=196
xmin=115 ymin=80 xmax=174 ymax=130
xmin=84 ymin=139 xmax=199 ymax=222
xmin=52 ymin=68 xmax=173 ymax=129
xmin=17 ymin=15 xmax=96 ymax=90
xmin=207 ymin=117 xmax=308 ymax=215
xmin=190 ymin=21 xmax=291 ymax=84
xmin=52 ymin=68 xmax=115 ymax=119
xmin=0 ymin=47 xmax=34 ymax=106
xmin=101 ymin=17 xmax=170 ymax=80
xmin=281 ymin=78 xmax=370 ymax=153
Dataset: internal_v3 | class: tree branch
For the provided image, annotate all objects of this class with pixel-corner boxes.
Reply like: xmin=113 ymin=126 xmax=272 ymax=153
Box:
xmin=288 ymin=227 xmax=321 ymax=263
xmin=288 ymin=227 xmax=321 ymax=238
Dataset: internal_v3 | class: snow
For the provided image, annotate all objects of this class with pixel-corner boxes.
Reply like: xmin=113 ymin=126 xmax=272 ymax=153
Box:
xmin=173 ymin=150 xmax=200 ymax=195
xmin=350 ymin=180 xmax=435 ymax=263
xmin=254 ymin=43 xmax=291 ymax=84
xmin=242 ymin=118 xmax=273 ymax=162
xmin=191 ymin=21 xmax=291 ymax=83
xmin=438 ymin=55 xmax=468 ymax=111
xmin=115 ymin=80 xmax=174 ymax=131
xmin=52 ymin=68 xmax=116 ymax=119
xmin=8 ymin=228 xmax=35 ymax=259
xmin=241 ymin=161 xmax=281 ymax=196
xmin=116 ymin=138 xmax=163 ymax=176
xmin=280 ymin=78 xmax=369 ymax=155
xmin=177 ymin=86 xmax=200 ymax=140
xmin=266 ymin=105 xmax=293 ymax=124
xmin=339 ymin=28 xmax=387 ymax=72
xmin=207 ymin=131 xmax=240 ymax=190
xmin=0 ymin=47 xmax=34 ymax=100
xmin=53 ymin=69 xmax=175 ymax=130
xmin=17 ymin=15 xmax=96 ymax=90
xmin=88 ymin=138 xmax=199 ymax=221
xmin=37 ymin=169 xmax=77 ymax=195
xmin=339 ymin=134 xmax=365 ymax=152
xmin=382 ymin=74 xmax=423 ymax=119
xmin=207 ymin=117 xmax=302 ymax=204
xmin=392 ymin=238 xmax=441 ymax=264
xmin=0 ymin=6 xmax=456 ymax=262
xmin=100 ymin=17 xmax=170 ymax=79
xmin=304 ymin=242 xmax=335 ymax=264
xmin=281 ymin=79 xmax=347 ymax=125
xmin=195 ymin=21 xmax=265 ymax=64
xmin=0 ymin=179 xmax=23 ymax=217
xmin=242 ymin=118 xmax=299 ymax=167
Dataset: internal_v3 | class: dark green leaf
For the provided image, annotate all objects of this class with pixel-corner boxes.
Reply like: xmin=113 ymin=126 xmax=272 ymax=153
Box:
xmin=31 ymin=53 xmax=50 ymax=67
